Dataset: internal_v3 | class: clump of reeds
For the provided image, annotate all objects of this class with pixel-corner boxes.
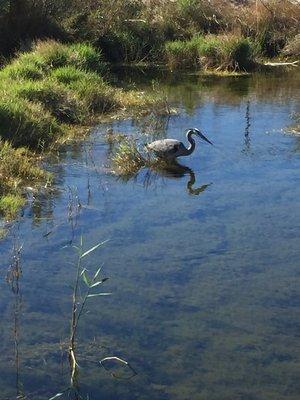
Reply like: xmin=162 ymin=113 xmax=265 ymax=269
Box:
xmin=111 ymin=139 xmax=146 ymax=177
xmin=0 ymin=140 xmax=50 ymax=218
xmin=68 ymin=238 xmax=110 ymax=391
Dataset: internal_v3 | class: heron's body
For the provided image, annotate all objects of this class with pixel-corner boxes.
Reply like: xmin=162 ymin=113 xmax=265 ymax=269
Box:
xmin=147 ymin=139 xmax=191 ymax=159
xmin=146 ymin=128 xmax=212 ymax=160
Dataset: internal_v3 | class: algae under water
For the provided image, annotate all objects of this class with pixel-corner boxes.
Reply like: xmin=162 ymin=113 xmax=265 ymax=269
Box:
xmin=0 ymin=69 xmax=299 ymax=400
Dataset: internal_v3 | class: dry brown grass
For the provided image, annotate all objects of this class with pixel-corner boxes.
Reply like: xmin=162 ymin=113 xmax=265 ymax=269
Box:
xmin=238 ymin=0 xmax=300 ymax=55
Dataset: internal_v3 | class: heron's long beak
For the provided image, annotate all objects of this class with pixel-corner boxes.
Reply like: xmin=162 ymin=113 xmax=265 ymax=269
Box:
xmin=194 ymin=129 xmax=213 ymax=145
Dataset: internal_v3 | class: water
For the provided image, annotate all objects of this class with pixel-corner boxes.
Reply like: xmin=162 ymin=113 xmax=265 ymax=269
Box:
xmin=0 ymin=70 xmax=299 ymax=400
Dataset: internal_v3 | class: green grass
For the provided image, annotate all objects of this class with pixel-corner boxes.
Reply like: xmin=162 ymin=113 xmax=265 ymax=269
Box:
xmin=51 ymin=66 xmax=115 ymax=112
xmin=16 ymin=79 xmax=88 ymax=124
xmin=165 ymin=35 xmax=256 ymax=71
xmin=0 ymin=40 xmax=161 ymax=151
xmin=31 ymin=40 xmax=107 ymax=73
xmin=164 ymin=37 xmax=201 ymax=69
xmin=51 ymin=65 xmax=102 ymax=85
xmin=0 ymin=40 xmax=122 ymax=148
xmin=68 ymin=43 xmax=107 ymax=74
xmin=1 ymin=59 xmax=45 ymax=80
xmin=0 ymin=95 xmax=62 ymax=148
xmin=0 ymin=41 xmax=116 ymax=217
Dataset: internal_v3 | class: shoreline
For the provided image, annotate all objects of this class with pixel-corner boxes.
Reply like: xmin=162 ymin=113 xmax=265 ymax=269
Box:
xmin=0 ymin=43 xmax=298 ymax=225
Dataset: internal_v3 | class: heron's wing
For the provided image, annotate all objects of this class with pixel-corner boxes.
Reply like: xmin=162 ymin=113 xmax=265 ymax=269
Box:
xmin=147 ymin=139 xmax=182 ymax=155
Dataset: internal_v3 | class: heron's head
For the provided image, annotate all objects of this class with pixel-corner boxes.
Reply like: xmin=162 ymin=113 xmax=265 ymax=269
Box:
xmin=189 ymin=128 xmax=213 ymax=145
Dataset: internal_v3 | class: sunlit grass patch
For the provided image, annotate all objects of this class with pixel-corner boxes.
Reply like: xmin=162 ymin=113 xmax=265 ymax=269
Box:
xmin=30 ymin=40 xmax=107 ymax=74
xmin=1 ymin=59 xmax=45 ymax=80
xmin=0 ymin=40 xmax=106 ymax=82
xmin=114 ymin=89 xmax=164 ymax=110
xmin=0 ymin=96 xmax=62 ymax=148
xmin=33 ymin=40 xmax=70 ymax=68
xmin=51 ymin=65 xmax=104 ymax=85
xmin=72 ymin=80 xmax=117 ymax=113
xmin=0 ymin=194 xmax=25 ymax=219
xmin=51 ymin=66 xmax=117 ymax=112
xmin=68 ymin=43 xmax=107 ymax=74
xmin=0 ymin=41 xmax=120 ymax=150
xmin=16 ymin=79 xmax=88 ymax=124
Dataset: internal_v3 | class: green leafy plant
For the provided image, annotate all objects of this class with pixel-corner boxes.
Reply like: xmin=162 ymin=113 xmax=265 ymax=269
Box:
xmin=49 ymin=236 xmax=137 ymax=399
xmin=68 ymin=237 xmax=110 ymax=389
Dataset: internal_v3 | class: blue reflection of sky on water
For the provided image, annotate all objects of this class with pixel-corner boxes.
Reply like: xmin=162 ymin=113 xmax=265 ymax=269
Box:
xmin=0 ymin=71 xmax=299 ymax=400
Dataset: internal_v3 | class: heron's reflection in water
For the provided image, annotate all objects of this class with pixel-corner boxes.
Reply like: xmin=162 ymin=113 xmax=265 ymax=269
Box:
xmin=143 ymin=160 xmax=212 ymax=196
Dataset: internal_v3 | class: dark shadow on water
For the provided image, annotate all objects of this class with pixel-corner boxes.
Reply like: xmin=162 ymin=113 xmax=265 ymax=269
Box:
xmin=243 ymin=100 xmax=251 ymax=154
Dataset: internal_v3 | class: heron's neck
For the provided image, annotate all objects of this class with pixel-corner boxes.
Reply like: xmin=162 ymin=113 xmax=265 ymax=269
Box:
xmin=186 ymin=132 xmax=196 ymax=155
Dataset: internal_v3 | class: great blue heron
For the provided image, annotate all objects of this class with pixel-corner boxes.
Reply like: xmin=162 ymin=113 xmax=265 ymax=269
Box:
xmin=146 ymin=128 xmax=213 ymax=160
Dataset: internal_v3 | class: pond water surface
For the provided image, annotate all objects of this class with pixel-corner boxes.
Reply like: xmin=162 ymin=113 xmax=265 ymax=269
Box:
xmin=0 ymin=70 xmax=300 ymax=400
